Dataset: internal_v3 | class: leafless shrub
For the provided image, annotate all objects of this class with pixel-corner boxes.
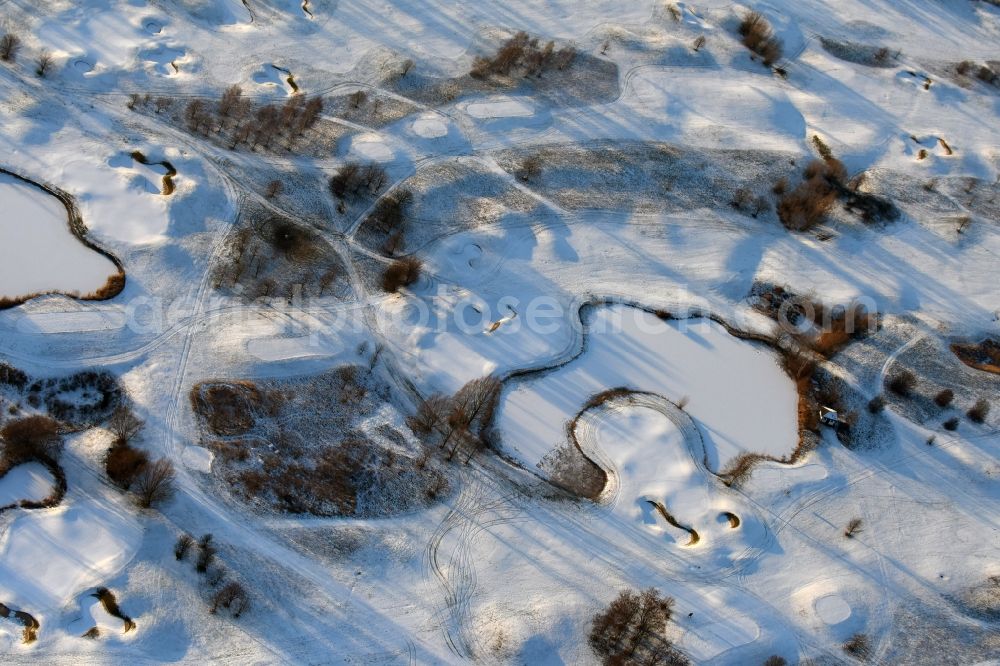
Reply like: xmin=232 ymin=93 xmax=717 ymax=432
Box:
xmin=764 ymin=656 xmax=787 ymax=666
xmin=175 ymin=533 xmax=194 ymax=560
xmin=108 ymin=405 xmax=144 ymax=445
xmin=692 ymin=35 xmax=706 ymax=52
xmin=843 ymin=633 xmax=871 ymax=659
xmin=777 ymin=159 xmax=845 ymax=231
xmin=967 ymin=398 xmax=990 ymax=423
xmin=211 ymin=581 xmax=250 ymax=617
xmin=264 ymin=179 xmax=283 ymax=199
xmin=82 ymin=626 xmax=100 ymax=639
xmin=132 ymin=458 xmax=176 ymax=508
xmin=977 ymin=65 xmax=998 ymax=85
xmin=957 ymin=60 xmax=974 ymax=76
xmin=844 ymin=517 xmax=863 ymax=538
xmin=720 ymin=452 xmax=764 ymax=488
xmin=867 ymin=395 xmax=886 ymax=413
xmin=589 ymin=588 xmax=689 ymax=665
xmin=154 ymin=96 xmax=172 ymax=113
xmin=943 ymin=416 xmax=960 ymax=431
xmin=516 ymin=155 xmax=542 ymax=183
xmin=0 ymin=33 xmax=20 ymax=62
xmin=1 ymin=415 xmax=62 ymax=464
xmin=196 ymin=534 xmax=216 ymax=573
xmin=349 ymin=90 xmax=368 ymax=109
xmin=886 ymin=370 xmax=916 ymax=397
xmin=381 ymin=256 xmax=423 ymax=293
xmin=35 ymin=49 xmax=53 ymax=77
xmin=738 ymin=11 xmax=783 ymax=66
xmin=934 ymin=389 xmax=954 ymax=408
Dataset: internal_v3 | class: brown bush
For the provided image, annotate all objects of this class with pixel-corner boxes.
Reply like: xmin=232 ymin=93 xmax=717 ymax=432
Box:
xmin=738 ymin=11 xmax=783 ymax=66
xmin=943 ymin=416 xmax=960 ymax=431
xmin=381 ymin=257 xmax=423 ymax=293
xmin=764 ymin=657 xmax=787 ymax=666
xmin=967 ymin=398 xmax=990 ymax=424
xmin=105 ymin=442 xmax=150 ymax=488
xmin=1 ymin=416 xmax=62 ymax=464
xmin=951 ymin=339 xmax=1000 ymax=375
xmin=776 ymin=159 xmax=846 ymax=231
xmin=844 ymin=517 xmax=863 ymax=538
xmin=934 ymin=389 xmax=954 ymax=408
xmin=191 ymin=382 xmax=263 ymax=436
xmin=886 ymin=370 xmax=916 ymax=397
xmin=867 ymin=395 xmax=886 ymax=413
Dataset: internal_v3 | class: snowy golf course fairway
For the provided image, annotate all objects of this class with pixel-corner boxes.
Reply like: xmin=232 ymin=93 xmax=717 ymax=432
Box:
xmin=1 ymin=0 xmax=999 ymax=663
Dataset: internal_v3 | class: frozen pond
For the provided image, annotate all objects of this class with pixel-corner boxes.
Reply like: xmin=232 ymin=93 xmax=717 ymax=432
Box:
xmin=499 ymin=305 xmax=799 ymax=472
xmin=0 ymin=173 xmax=119 ymax=303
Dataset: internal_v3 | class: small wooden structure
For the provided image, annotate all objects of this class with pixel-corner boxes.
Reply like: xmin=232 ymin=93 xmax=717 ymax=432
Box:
xmin=819 ymin=406 xmax=839 ymax=427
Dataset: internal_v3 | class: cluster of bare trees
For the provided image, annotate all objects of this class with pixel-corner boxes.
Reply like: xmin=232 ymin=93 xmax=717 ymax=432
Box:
xmin=589 ymin=588 xmax=689 ymax=665
xmin=738 ymin=11 xmax=783 ymax=67
xmin=471 ymin=31 xmax=577 ymax=79
xmin=329 ymin=161 xmax=388 ymax=203
xmin=0 ymin=31 xmax=54 ymax=77
xmin=184 ymin=85 xmax=323 ymax=150
xmin=175 ymin=533 xmax=251 ymax=618
xmin=103 ymin=405 xmax=176 ymax=509
xmin=129 ymin=84 xmax=324 ymax=151
xmin=408 ymin=376 xmax=502 ymax=463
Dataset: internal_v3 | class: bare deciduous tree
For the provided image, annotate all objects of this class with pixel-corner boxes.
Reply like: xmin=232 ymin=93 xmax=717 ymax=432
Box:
xmin=265 ymin=179 xmax=283 ymax=199
xmin=132 ymin=458 xmax=176 ymax=508
xmin=174 ymin=533 xmax=194 ymax=560
xmin=35 ymin=49 xmax=54 ymax=77
xmin=196 ymin=533 xmax=216 ymax=573
xmin=108 ymin=405 xmax=144 ymax=445
xmin=1 ymin=33 xmax=21 ymax=63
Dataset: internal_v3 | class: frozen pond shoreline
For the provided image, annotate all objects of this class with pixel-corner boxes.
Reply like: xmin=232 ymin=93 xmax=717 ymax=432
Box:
xmin=0 ymin=173 xmax=119 ymax=304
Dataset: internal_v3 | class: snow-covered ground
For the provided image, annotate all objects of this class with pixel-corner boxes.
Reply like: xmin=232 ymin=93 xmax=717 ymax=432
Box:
xmin=499 ymin=306 xmax=798 ymax=472
xmin=1 ymin=0 xmax=999 ymax=663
